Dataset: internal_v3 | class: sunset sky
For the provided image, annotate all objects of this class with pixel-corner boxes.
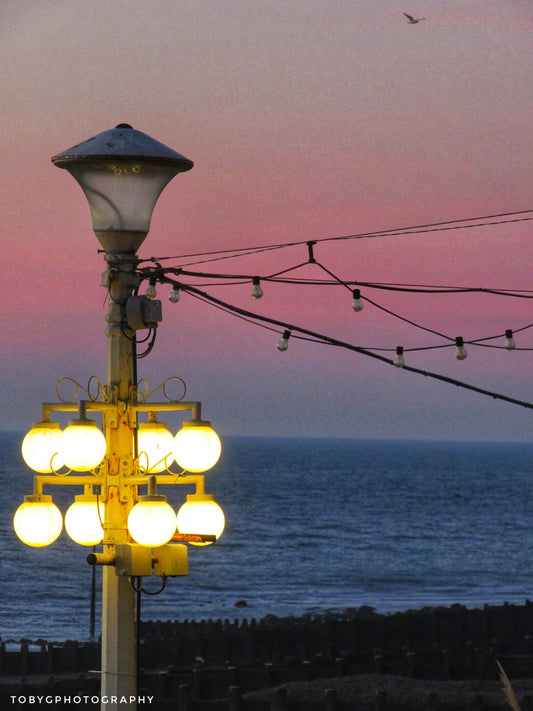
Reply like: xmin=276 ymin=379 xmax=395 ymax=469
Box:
xmin=2 ymin=1 xmax=532 ymax=441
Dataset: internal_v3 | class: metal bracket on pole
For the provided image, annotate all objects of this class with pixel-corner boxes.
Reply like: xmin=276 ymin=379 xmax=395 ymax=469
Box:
xmin=119 ymin=459 xmax=134 ymax=501
xmin=104 ymin=387 xmax=119 ymax=428
xmin=87 ymin=552 xmax=115 ymax=566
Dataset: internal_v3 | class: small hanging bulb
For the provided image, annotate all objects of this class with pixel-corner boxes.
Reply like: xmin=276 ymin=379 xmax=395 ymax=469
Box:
xmin=251 ymin=277 xmax=263 ymax=299
xmin=351 ymin=289 xmax=364 ymax=312
xmin=169 ymin=286 xmax=181 ymax=303
xmin=394 ymin=346 xmax=405 ymax=368
xmin=504 ymin=329 xmax=516 ymax=350
xmin=145 ymin=278 xmax=157 ymax=299
xmin=277 ymin=329 xmax=291 ymax=352
xmin=455 ymin=336 xmax=468 ymax=361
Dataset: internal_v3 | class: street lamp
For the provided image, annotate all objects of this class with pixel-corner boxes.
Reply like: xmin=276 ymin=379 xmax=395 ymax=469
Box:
xmin=21 ymin=421 xmax=64 ymax=473
xmin=59 ymin=402 xmax=107 ymax=471
xmin=13 ymin=125 xmax=224 ymax=711
xmin=51 ymin=122 xmax=193 ymax=253
xmin=137 ymin=418 xmax=175 ymax=473
xmin=14 ymin=494 xmax=63 ymax=547
xmin=174 ymin=420 xmax=222 ymax=472
xmin=65 ymin=492 xmax=105 ymax=546
xmin=127 ymin=476 xmax=178 ymax=547
xmin=177 ymin=493 xmax=225 ymax=547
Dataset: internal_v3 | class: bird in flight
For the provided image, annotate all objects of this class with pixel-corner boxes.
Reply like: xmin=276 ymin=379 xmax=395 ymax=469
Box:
xmin=403 ymin=12 xmax=425 ymax=23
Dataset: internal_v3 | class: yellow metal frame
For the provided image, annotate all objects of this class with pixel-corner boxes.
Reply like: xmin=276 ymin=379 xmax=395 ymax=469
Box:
xmin=29 ymin=392 xmax=212 ymax=502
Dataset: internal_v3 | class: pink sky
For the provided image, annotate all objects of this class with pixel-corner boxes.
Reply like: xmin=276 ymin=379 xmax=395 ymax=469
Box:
xmin=2 ymin=1 xmax=533 ymax=440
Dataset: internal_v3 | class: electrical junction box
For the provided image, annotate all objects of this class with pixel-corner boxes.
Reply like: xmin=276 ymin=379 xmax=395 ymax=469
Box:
xmin=153 ymin=544 xmax=188 ymax=577
xmin=115 ymin=544 xmax=153 ymax=577
xmin=125 ymin=296 xmax=162 ymax=330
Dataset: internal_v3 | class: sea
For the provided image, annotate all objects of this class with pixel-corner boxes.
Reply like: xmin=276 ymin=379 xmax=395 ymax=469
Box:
xmin=1 ymin=432 xmax=533 ymax=644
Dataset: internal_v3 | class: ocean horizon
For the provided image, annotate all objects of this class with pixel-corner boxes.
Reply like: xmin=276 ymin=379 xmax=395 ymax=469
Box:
xmin=1 ymin=432 xmax=532 ymax=643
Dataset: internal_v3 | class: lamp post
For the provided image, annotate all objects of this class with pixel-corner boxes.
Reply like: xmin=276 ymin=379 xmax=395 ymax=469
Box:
xmin=14 ymin=125 xmax=224 ymax=710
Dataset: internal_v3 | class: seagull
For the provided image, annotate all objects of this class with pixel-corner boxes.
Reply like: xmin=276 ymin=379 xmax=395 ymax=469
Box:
xmin=403 ymin=12 xmax=425 ymax=23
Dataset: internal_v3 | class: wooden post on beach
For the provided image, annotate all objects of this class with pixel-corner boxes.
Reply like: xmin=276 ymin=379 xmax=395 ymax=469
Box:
xmin=177 ymin=683 xmax=191 ymax=711
xmin=264 ymin=661 xmax=275 ymax=687
xmin=228 ymin=686 xmax=243 ymax=711
xmin=374 ymin=690 xmax=387 ymax=711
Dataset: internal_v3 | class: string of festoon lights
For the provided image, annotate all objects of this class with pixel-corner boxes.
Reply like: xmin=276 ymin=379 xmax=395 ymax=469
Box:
xmin=124 ymin=209 xmax=533 ymax=411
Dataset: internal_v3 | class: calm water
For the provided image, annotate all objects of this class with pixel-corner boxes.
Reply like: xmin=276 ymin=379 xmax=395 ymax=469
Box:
xmin=1 ymin=432 xmax=533 ymax=642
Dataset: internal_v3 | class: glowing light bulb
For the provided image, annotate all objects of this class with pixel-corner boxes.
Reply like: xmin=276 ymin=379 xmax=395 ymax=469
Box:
xmin=455 ymin=336 xmax=468 ymax=361
xmin=251 ymin=277 xmax=263 ymax=299
xmin=145 ymin=279 xmax=157 ymax=299
xmin=351 ymin=289 xmax=364 ymax=312
xmin=174 ymin=421 xmax=221 ymax=472
xmin=137 ymin=421 xmax=175 ymax=473
xmin=21 ymin=422 xmax=64 ymax=473
xmin=59 ymin=418 xmax=106 ymax=471
xmin=65 ymin=494 xmax=105 ymax=546
xmin=169 ymin=286 xmax=180 ymax=303
xmin=127 ymin=477 xmax=176 ymax=546
xmin=176 ymin=494 xmax=225 ymax=546
xmin=505 ymin=329 xmax=516 ymax=350
xmin=277 ymin=330 xmax=291 ymax=352
xmin=14 ymin=496 xmax=63 ymax=547
xmin=394 ymin=346 xmax=405 ymax=368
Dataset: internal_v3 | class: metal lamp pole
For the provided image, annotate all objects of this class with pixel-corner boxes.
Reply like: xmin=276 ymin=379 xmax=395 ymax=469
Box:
xmin=100 ymin=250 xmax=138 ymax=703
xmin=51 ymin=124 xmax=194 ymax=708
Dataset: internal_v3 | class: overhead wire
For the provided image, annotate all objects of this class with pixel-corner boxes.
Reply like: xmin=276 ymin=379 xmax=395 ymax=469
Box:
xmin=141 ymin=209 xmax=533 ymax=267
xmin=141 ymin=268 xmax=533 ymax=301
xmin=165 ymin=280 xmax=533 ymax=412
xmin=133 ymin=209 xmax=533 ymax=412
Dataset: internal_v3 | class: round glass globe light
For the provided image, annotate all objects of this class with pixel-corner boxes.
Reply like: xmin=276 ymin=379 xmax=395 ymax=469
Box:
xmin=137 ymin=422 xmax=175 ymax=473
xmin=65 ymin=496 xmax=105 ymax=546
xmin=59 ymin=421 xmax=106 ymax=471
xmin=173 ymin=422 xmax=221 ymax=472
xmin=128 ymin=498 xmax=177 ymax=546
xmin=14 ymin=497 xmax=63 ymax=547
xmin=176 ymin=495 xmax=225 ymax=546
xmin=21 ymin=423 xmax=64 ymax=473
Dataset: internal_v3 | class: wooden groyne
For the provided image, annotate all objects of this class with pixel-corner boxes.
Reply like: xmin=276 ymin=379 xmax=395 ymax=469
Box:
xmin=139 ymin=600 xmax=533 ymax=678
xmin=2 ymin=602 xmax=533 ymax=710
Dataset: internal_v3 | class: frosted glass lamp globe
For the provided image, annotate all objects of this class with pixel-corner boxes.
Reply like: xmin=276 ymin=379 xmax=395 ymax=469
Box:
xmin=173 ymin=422 xmax=221 ymax=472
xmin=59 ymin=420 xmax=106 ymax=471
xmin=65 ymin=495 xmax=105 ymax=546
xmin=137 ymin=422 xmax=174 ymax=473
xmin=128 ymin=498 xmax=177 ymax=547
xmin=51 ymin=124 xmax=194 ymax=254
xmin=176 ymin=494 xmax=225 ymax=546
xmin=21 ymin=422 xmax=64 ymax=473
xmin=14 ymin=496 xmax=63 ymax=547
